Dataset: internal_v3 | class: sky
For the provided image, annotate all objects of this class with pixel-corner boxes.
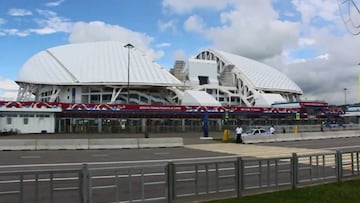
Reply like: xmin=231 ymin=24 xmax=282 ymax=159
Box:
xmin=1 ymin=0 xmax=360 ymax=105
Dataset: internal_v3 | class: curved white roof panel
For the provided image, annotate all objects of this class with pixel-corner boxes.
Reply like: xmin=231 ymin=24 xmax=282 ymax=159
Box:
xmin=17 ymin=41 xmax=181 ymax=86
xmin=210 ymin=49 xmax=302 ymax=94
xmin=181 ymin=90 xmax=221 ymax=106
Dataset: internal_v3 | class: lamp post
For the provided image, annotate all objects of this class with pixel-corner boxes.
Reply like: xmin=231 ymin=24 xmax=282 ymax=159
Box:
xmin=357 ymin=63 xmax=360 ymax=104
xmin=344 ymin=88 xmax=348 ymax=106
xmin=124 ymin=43 xmax=134 ymax=104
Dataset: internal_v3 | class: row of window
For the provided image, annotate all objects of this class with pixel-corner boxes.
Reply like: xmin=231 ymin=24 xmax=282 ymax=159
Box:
xmin=5 ymin=117 xmax=28 ymax=125
xmin=0 ymin=114 xmax=50 ymax=118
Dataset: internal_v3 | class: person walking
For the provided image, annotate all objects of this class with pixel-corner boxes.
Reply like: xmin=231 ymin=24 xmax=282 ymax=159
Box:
xmin=235 ymin=124 xmax=243 ymax=143
xmin=269 ymin=125 xmax=275 ymax=134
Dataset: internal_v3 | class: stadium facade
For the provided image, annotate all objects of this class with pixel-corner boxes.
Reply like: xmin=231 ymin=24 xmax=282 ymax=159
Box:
xmin=15 ymin=41 xmax=302 ymax=107
xmin=1 ymin=41 xmax=344 ymax=135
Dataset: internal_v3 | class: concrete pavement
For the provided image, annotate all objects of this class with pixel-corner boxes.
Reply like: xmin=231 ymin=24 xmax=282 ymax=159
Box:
xmin=185 ymin=143 xmax=333 ymax=158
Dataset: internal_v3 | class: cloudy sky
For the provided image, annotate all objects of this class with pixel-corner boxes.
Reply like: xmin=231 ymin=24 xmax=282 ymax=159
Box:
xmin=1 ymin=0 xmax=360 ymax=105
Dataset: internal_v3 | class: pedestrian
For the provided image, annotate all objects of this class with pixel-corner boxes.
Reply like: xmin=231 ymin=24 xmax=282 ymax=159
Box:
xmin=235 ymin=124 xmax=243 ymax=143
xmin=269 ymin=125 xmax=275 ymax=134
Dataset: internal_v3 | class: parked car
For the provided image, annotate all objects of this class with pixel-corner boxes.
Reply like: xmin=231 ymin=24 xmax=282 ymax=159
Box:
xmin=244 ymin=128 xmax=268 ymax=136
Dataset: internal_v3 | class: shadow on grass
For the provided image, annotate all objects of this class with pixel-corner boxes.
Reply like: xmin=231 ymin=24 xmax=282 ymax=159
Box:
xmin=204 ymin=179 xmax=360 ymax=203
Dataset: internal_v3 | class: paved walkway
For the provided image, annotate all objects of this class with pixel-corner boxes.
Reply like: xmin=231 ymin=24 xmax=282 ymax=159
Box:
xmin=185 ymin=143 xmax=333 ymax=158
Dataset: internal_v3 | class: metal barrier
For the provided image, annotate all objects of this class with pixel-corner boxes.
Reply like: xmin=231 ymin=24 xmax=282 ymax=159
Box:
xmin=172 ymin=160 xmax=237 ymax=202
xmin=0 ymin=168 xmax=82 ymax=203
xmin=240 ymin=156 xmax=293 ymax=195
xmin=87 ymin=164 xmax=168 ymax=203
xmin=340 ymin=151 xmax=360 ymax=178
xmin=1 ymin=150 xmax=360 ymax=202
xmin=296 ymin=152 xmax=337 ymax=185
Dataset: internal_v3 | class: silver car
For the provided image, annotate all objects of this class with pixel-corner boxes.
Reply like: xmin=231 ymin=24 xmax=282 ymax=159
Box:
xmin=245 ymin=128 xmax=268 ymax=136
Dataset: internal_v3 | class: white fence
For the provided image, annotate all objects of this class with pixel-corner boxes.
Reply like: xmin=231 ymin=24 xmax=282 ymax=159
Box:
xmin=243 ymin=130 xmax=360 ymax=144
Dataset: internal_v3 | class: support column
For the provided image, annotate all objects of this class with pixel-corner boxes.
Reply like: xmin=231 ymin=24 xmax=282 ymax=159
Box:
xmin=97 ymin=118 xmax=102 ymax=133
xmin=181 ymin=119 xmax=185 ymax=132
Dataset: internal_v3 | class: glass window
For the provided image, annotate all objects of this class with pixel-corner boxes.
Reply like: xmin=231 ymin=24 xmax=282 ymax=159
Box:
xmin=7 ymin=117 xmax=11 ymax=125
xmin=24 ymin=118 xmax=29 ymax=125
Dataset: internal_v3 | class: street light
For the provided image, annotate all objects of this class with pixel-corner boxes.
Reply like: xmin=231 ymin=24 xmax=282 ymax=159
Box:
xmin=124 ymin=43 xmax=134 ymax=104
xmin=344 ymin=88 xmax=348 ymax=106
xmin=357 ymin=63 xmax=360 ymax=104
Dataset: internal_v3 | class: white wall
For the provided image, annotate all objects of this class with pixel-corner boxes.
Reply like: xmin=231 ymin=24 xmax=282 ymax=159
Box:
xmin=1 ymin=112 xmax=57 ymax=134
xmin=187 ymin=59 xmax=218 ymax=86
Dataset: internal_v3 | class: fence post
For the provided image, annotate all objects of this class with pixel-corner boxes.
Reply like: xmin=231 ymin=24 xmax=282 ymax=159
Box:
xmin=336 ymin=150 xmax=343 ymax=182
xmin=291 ymin=153 xmax=298 ymax=190
xmin=81 ymin=163 xmax=90 ymax=203
xmin=236 ymin=157 xmax=244 ymax=198
xmin=167 ymin=162 xmax=175 ymax=203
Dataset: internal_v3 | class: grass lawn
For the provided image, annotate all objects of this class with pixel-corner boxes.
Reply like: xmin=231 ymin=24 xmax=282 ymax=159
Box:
xmin=204 ymin=179 xmax=360 ymax=203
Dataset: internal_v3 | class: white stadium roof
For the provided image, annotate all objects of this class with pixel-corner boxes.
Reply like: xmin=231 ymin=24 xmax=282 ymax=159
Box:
xmin=16 ymin=41 xmax=182 ymax=87
xmin=209 ymin=49 xmax=303 ymax=94
xmin=181 ymin=90 xmax=221 ymax=106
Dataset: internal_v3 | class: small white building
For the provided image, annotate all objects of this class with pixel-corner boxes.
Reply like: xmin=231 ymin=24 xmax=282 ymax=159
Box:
xmin=0 ymin=107 xmax=61 ymax=134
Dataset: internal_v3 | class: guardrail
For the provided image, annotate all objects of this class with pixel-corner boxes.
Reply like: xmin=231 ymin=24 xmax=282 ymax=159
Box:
xmin=0 ymin=150 xmax=360 ymax=203
xmin=0 ymin=137 xmax=184 ymax=151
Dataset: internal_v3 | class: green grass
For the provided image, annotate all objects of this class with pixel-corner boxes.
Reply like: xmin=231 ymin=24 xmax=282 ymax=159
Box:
xmin=204 ymin=179 xmax=360 ymax=203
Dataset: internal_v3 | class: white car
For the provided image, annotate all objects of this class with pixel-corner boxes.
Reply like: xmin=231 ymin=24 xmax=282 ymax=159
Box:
xmin=244 ymin=128 xmax=268 ymax=136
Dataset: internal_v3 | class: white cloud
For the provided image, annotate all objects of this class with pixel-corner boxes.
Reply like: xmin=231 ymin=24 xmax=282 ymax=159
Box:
xmin=68 ymin=21 xmax=164 ymax=61
xmin=184 ymin=15 xmax=205 ymax=33
xmin=162 ymin=0 xmax=235 ymax=14
xmin=36 ymin=9 xmax=57 ymax=17
xmin=264 ymin=31 xmax=360 ymax=105
xmin=298 ymin=37 xmax=316 ymax=46
xmin=2 ymin=28 xmax=30 ymax=37
xmin=45 ymin=0 xmax=65 ymax=7
xmin=158 ymin=20 xmax=177 ymax=32
xmin=0 ymin=77 xmax=18 ymax=101
xmin=0 ymin=91 xmax=17 ymax=101
xmin=8 ymin=8 xmax=32 ymax=16
xmin=203 ymin=1 xmax=299 ymax=60
xmin=0 ymin=78 xmax=18 ymax=90
xmin=0 ymin=18 xmax=6 ymax=25
xmin=292 ymin=0 xmax=338 ymax=25
xmin=172 ymin=49 xmax=187 ymax=61
xmin=1 ymin=9 xmax=72 ymax=37
xmin=29 ymin=9 xmax=73 ymax=34
xmin=156 ymin=42 xmax=172 ymax=48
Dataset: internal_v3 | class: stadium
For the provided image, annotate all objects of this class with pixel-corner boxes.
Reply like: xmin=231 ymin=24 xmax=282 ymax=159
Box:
xmin=16 ymin=41 xmax=302 ymax=107
xmin=0 ymin=41 xmax=344 ymax=134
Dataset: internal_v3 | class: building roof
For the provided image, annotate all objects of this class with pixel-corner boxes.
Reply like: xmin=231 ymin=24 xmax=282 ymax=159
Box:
xmin=16 ymin=41 xmax=182 ymax=87
xmin=209 ymin=49 xmax=303 ymax=94
xmin=181 ymin=90 xmax=221 ymax=106
xmin=253 ymin=93 xmax=286 ymax=107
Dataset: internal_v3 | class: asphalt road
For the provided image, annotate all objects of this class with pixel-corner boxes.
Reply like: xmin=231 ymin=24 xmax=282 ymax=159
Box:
xmin=0 ymin=136 xmax=359 ymax=171
xmin=0 ymin=136 xmax=359 ymax=203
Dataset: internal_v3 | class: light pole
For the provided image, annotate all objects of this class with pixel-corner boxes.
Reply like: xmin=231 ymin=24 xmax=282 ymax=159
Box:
xmin=124 ymin=43 xmax=134 ymax=104
xmin=357 ymin=63 xmax=360 ymax=104
xmin=344 ymin=88 xmax=348 ymax=105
